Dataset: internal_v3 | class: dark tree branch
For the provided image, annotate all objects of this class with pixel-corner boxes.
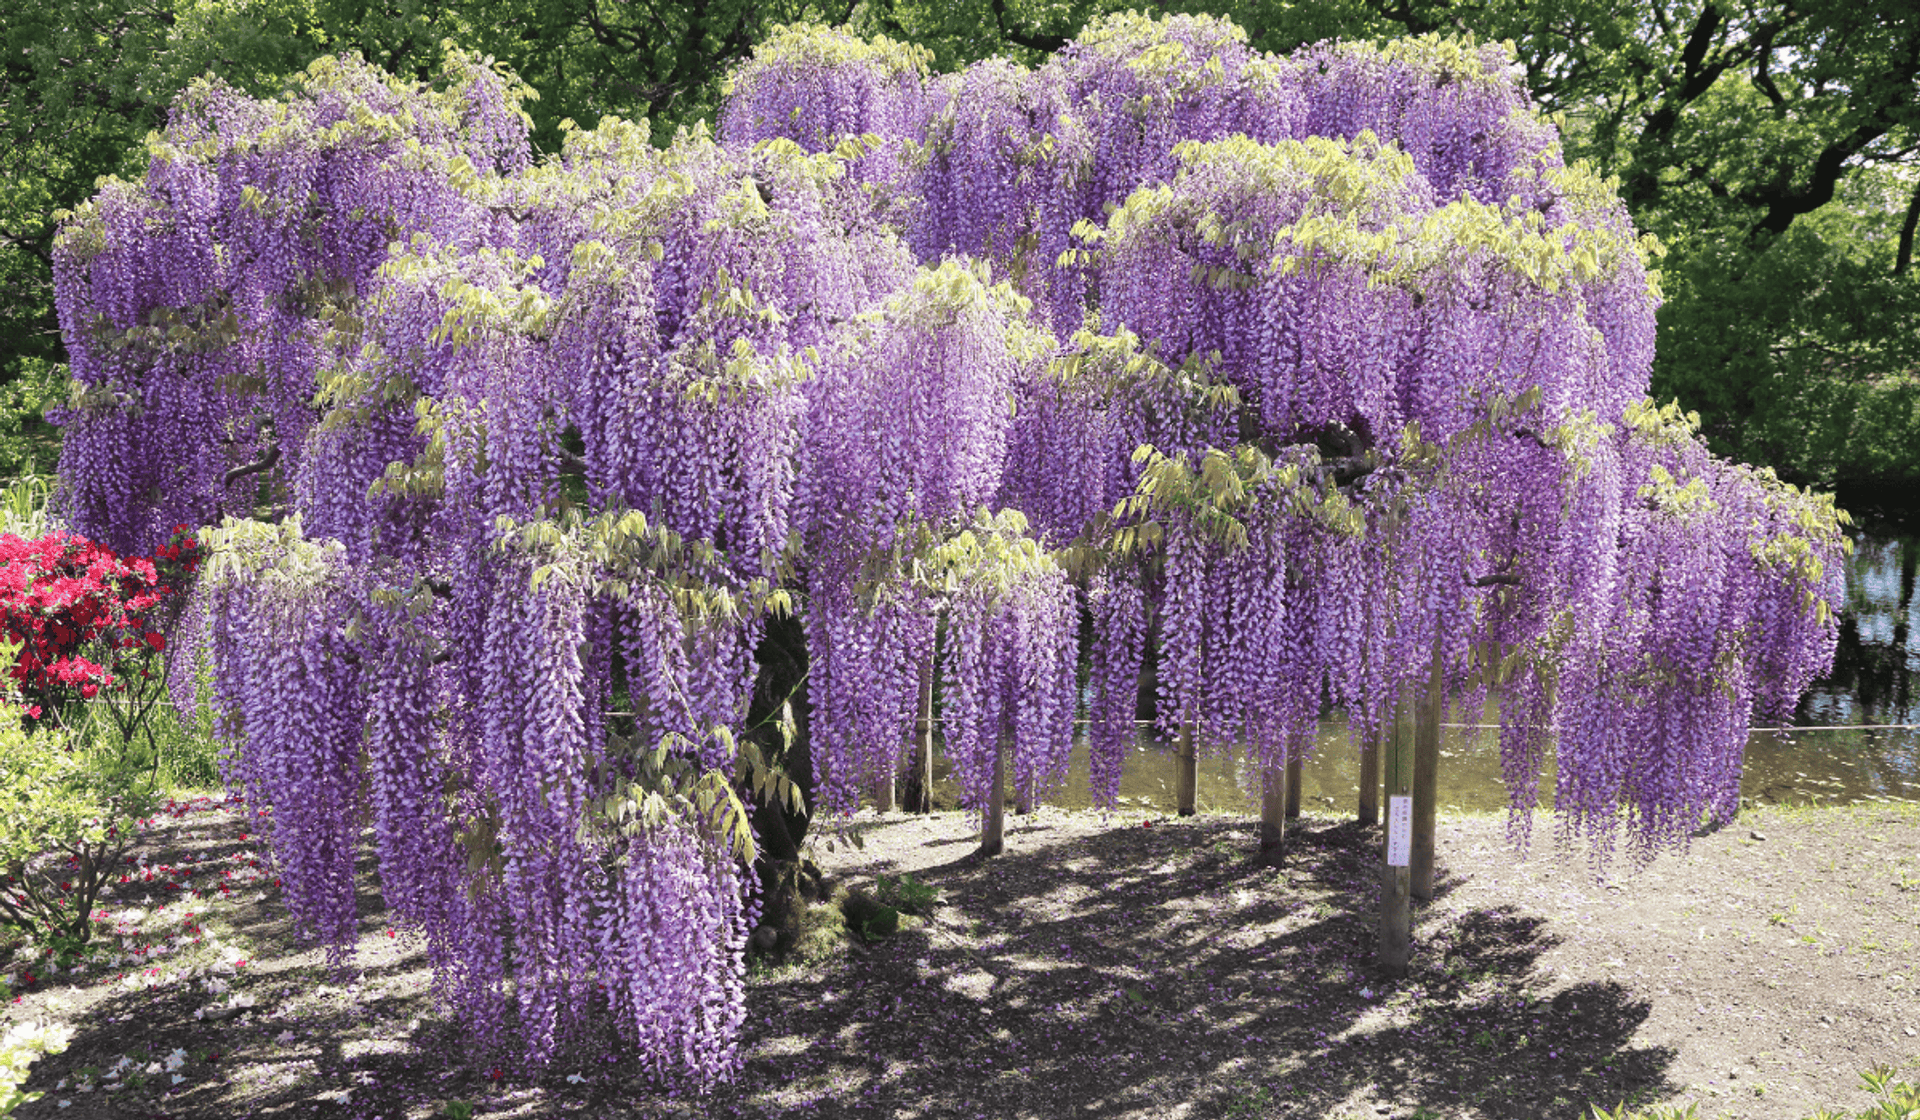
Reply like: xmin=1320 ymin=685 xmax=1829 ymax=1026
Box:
xmin=580 ymin=0 xmax=649 ymax=53
xmin=1324 ymin=456 xmax=1376 ymax=489
xmin=1624 ymin=4 xmax=1797 ymax=211
xmin=1751 ymin=26 xmax=1787 ymax=108
xmin=1897 ymin=176 xmax=1920 ymax=278
xmin=988 ymin=0 xmax=1068 ymax=55
xmin=1650 ymin=0 xmax=1675 ymax=42
xmin=1745 ymin=124 xmax=1885 ymax=238
xmin=1380 ymin=0 xmax=1445 ymax=37
xmin=0 ymin=223 xmax=54 ymax=267
xmin=1468 ymin=572 xmax=1523 ymax=587
xmin=1676 ymin=3 xmax=1724 ymax=90
xmin=1743 ymin=23 xmax=1920 ymax=241
xmin=222 ymin=443 xmax=280 ymax=488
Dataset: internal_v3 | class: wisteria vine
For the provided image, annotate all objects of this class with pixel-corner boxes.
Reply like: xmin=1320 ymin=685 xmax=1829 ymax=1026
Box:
xmin=50 ymin=12 xmax=1847 ymax=1089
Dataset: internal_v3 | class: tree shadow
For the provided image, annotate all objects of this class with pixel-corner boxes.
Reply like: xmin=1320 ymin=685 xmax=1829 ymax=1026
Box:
xmin=682 ymin=813 xmax=1675 ymax=1120
xmin=21 ymin=812 xmax=1677 ymax=1120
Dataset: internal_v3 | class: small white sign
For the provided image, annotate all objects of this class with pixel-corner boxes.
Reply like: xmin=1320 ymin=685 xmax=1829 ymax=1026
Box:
xmin=1386 ymin=795 xmax=1412 ymax=867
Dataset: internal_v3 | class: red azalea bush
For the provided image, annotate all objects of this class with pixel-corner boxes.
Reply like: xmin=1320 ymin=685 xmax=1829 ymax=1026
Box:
xmin=0 ymin=525 xmax=198 ymax=723
xmin=0 ymin=525 xmax=198 ymax=962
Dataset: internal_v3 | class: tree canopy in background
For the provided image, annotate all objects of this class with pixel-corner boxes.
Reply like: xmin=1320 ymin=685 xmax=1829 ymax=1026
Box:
xmin=5 ymin=0 xmax=1918 ymax=484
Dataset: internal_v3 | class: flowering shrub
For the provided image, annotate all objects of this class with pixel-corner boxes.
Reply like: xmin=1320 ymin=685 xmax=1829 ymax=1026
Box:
xmin=0 ymin=526 xmax=197 ymax=723
xmin=0 ymin=654 xmax=165 ymax=963
xmin=0 ymin=528 xmax=194 ymax=961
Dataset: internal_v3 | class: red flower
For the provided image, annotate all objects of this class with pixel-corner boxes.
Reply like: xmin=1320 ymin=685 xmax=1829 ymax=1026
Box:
xmin=145 ymin=631 xmax=165 ymax=651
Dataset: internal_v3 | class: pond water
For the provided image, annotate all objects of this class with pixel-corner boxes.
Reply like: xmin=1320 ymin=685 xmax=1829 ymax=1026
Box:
xmin=931 ymin=482 xmax=1920 ymax=815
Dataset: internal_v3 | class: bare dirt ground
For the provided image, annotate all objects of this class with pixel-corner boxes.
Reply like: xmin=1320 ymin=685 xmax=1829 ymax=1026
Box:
xmin=5 ymin=795 xmax=1917 ymax=1120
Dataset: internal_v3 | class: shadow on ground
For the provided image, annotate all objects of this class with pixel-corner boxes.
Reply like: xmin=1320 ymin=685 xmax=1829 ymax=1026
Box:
xmin=622 ymin=814 xmax=1675 ymax=1120
xmin=18 ymin=812 xmax=1674 ymax=1120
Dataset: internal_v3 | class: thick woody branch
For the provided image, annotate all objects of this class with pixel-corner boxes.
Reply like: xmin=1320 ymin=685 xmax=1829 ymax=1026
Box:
xmin=223 ymin=443 xmax=280 ymax=487
xmin=1468 ymin=572 xmax=1523 ymax=587
xmin=1511 ymin=427 xmax=1553 ymax=450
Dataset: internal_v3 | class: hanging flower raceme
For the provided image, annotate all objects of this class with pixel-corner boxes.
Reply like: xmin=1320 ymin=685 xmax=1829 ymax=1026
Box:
xmin=1293 ymin=36 xmax=1555 ymax=207
xmin=801 ymin=259 xmax=1036 ymax=552
xmin=1537 ymin=404 xmax=1849 ymax=862
xmin=1000 ymin=328 xmax=1239 ymax=546
xmin=194 ymin=518 xmax=367 ymax=967
xmin=931 ymin=513 xmax=1077 ymax=819
xmin=793 ymin=261 xmax=1039 ymax=818
xmin=1083 ymin=569 xmax=1147 ymax=809
xmin=1016 ymin=12 xmax=1305 ymax=333
xmin=911 ymin=60 xmax=1044 ymax=267
xmin=52 ymin=53 xmax=527 ymax=556
xmin=607 ymin=806 xmax=756 ymax=1090
xmin=720 ymin=23 xmax=933 ymax=194
xmin=803 ymin=560 xmax=938 ymax=818
xmin=1109 ymin=444 xmax=1369 ymax=777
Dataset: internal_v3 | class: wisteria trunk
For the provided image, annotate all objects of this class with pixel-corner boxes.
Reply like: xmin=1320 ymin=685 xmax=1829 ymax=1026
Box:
xmin=1285 ymin=756 xmax=1304 ymax=820
xmin=979 ymin=733 xmax=1007 ymax=858
xmin=906 ymin=659 xmax=934 ymax=814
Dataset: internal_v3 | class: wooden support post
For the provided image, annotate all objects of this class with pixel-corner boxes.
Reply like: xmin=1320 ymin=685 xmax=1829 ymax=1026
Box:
xmin=1258 ymin=759 xmax=1287 ymax=866
xmin=908 ymin=658 xmax=934 ymax=814
xmin=872 ymin=771 xmax=895 ymax=814
xmin=1358 ymin=727 xmax=1380 ymax=826
xmin=1285 ymin=754 xmax=1303 ymax=819
xmin=1412 ymin=637 xmax=1444 ymax=902
xmin=979 ymin=733 xmax=1006 ymax=857
xmin=1174 ymin=722 xmax=1197 ymax=816
xmin=1379 ymin=691 xmax=1414 ymax=976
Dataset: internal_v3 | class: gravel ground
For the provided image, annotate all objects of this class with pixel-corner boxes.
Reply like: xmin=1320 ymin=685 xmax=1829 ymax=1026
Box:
xmin=5 ymin=795 xmax=1917 ymax=1120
